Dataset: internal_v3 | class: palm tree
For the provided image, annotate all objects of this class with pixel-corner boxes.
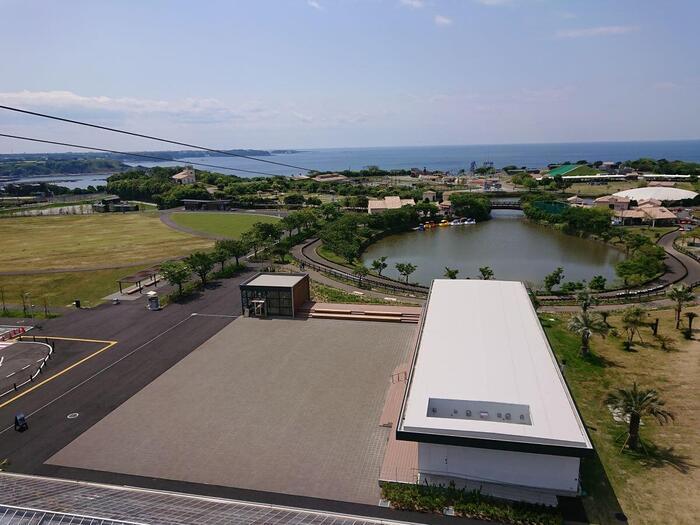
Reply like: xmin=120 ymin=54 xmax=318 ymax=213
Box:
xmin=567 ymin=311 xmax=609 ymax=357
xmin=621 ymin=306 xmax=646 ymax=350
xmin=605 ymin=382 xmax=674 ymax=451
xmin=684 ymin=311 xmax=698 ymax=334
xmin=444 ymin=267 xmax=459 ymax=279
xmin=667 ymin=285 xmax=694 ymax=329
xmin=575 ymin=288 xmax=600 ymax=313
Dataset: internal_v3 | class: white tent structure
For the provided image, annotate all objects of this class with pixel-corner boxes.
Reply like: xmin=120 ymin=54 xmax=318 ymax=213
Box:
xmin=613 ymin=187 xmax=698 ymax=202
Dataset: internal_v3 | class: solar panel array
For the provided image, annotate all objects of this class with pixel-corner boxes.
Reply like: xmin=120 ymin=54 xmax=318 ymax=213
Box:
xmin=0 ymin=473 xmax=405 ymax=525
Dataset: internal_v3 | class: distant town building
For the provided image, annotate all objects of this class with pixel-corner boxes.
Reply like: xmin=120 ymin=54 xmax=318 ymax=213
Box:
xmin=182 ymin=199 xmax=230 ymax=211
xmin=92 ymin=196 xmax=139 ymax=213
xmin=312 ymin=173 xmax=349 ymax=183
xmin=367 ymin=195 xmax=415 ymax=214
xmin=594 ymin=195 xmax=630 ymax=211
xmin=422 ymin=190 xmax=437 ymax=202
xmin=172 ymin=167 xmax=196 ymax=185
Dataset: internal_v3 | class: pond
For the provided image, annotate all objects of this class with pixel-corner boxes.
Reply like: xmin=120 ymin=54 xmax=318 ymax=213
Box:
xmin=361 ymin=210 xmax=625 ymax=287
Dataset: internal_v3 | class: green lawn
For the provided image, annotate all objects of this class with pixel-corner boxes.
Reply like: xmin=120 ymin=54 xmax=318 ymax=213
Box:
xmin=0 ymin=266 xmax=152 ymax=307
xmin=170 ymin=212 xmax=280 ymax=238
xmin=0 ymin=214 xmax=212 ymax=272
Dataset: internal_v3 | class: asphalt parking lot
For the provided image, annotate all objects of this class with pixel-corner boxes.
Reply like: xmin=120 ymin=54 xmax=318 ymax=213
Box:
xmin=47 ymin=317 xmax=417 ymax=505
xmin=0 ymin=272 xmax=251 ymax=473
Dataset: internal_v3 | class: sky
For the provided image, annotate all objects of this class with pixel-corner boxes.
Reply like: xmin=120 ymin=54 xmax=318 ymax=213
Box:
xmin=1 ymin=0 xmax=699 ymax=153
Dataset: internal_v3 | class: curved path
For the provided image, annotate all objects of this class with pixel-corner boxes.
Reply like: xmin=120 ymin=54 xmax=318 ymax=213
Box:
xmin=295 ymin=238 xmax=428 ymax=295
xmin=294 ymin=229 xmax=700 ymax=310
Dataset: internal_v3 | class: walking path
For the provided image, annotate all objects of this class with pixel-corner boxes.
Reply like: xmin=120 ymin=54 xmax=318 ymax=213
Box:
xmin=292 ymin=230 xmax=699 ymax=311
xmin=294 ymin=239 xmax=428 ymax=295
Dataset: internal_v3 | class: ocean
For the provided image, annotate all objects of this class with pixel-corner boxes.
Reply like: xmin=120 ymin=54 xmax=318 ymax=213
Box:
xmin=128 ymin=140 xmax=700 ymax=179
xmin=9 ymin=140 xmax=699 ymax=188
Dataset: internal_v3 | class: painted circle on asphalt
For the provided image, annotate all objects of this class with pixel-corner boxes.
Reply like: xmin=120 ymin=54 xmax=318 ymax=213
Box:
xmin=67 ymin=412 xmax=79 ymax=419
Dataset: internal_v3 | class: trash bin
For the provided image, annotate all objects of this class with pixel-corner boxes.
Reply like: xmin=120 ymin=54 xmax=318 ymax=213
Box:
xmin=14 ymin=413 xmax=28 ymax=432
xmin=74 ymin=299 xmax=81 ymax=309
xmin=147 ymin=295 xmax=161 ymax=311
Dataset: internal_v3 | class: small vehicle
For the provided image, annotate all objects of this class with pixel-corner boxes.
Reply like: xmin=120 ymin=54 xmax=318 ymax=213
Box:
xmin=14 ymin=413 xmax=28 ymax=432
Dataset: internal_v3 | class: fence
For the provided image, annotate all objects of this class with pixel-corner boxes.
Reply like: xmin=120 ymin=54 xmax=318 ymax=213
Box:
xmin=0 ymin=338 xmax=54 ymax=399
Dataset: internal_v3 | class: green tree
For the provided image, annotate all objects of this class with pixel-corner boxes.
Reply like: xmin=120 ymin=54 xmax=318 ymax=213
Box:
xmin=241 ymin=230 xmax=261 ymax=258
xmin=479 ymin=266 xmax=494 ymax=280
xmin=185 ymin=252 xmax=215 ymax=286
xmin=320 ymin=202 xmax=342 ymax=221
xmin=283 ymin=193 xmax=306 ymax=206
xmin=371 ymin=256 xmax=388 ymax=276
xmin=605 ymin=382 xmax=674 ymax=451
xmin=212 ymin=244 xmax=230 ymax=271
xmin=685 ymin=311 xmax=698 ymax=334
xmin=271 ymin=243 xmax=289 ymax=263
xmin=621 ymin=306 xmax=646 ymax=350
xmin=395 ymin=262 xmax=417 ymax=283
xmin=353 ymin=264 xmax=370 ymax=287
xmin=589 ymin=275 xmax=607 ymax=292
xmin=667 ymin=285 xmax=694 ymax=329
xmin=444 ymin=267 xmax=459 ymax=279
xmin=217 ymin=239 xmax=248 ymax=266
xmin=567 ymin=311 xmax=609 ymax=357
xmin=252 ymin=221 xmax=283 ymax=248
xmin=450 ymin=193 xmax=492 ymax=222
xmin=159 ymin=260 xmax=190 ymax=296
xmin=543 ymin=267 xmax=564 ymax=293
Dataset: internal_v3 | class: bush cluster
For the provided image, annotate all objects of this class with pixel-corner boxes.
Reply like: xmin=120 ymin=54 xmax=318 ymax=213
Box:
xmin=381 ymin=482 xmax=562 ymax=525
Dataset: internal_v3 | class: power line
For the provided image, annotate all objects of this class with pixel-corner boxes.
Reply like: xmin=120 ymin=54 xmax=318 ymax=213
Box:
xmin=0 ymin=133 xmax=284 ymax=177
xmin=0 ymin=104 xmax=313 ymax=171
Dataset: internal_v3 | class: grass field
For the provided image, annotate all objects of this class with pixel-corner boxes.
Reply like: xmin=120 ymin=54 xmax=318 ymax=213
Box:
xmin=566 ymin=181 xmax=644 ymax=197
xmin=1 ymin=214 xmax=213 ymax=272
xmin=542 ymin=306 xmax=699 ymax=525
xmin=0 ymin=266 xmax=153 ymax=308
xmin=170 ymin=212 xmax=279 ymax=238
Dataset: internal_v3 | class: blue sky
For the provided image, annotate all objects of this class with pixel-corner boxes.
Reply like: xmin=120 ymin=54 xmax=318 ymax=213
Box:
xmin=1 ymin=0 xmax=699 ymax=152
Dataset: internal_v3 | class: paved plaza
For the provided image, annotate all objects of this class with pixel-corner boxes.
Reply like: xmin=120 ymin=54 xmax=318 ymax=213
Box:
xmin=48 ymin=317 xmax=417 ymax=505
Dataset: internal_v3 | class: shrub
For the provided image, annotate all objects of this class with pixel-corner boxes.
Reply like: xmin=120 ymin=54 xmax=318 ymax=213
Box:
xmin=380 ymin=482 xmax=562 ymax=525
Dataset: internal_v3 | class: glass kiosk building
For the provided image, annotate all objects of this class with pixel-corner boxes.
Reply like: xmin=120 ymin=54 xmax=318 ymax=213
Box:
xmin=239 ymin=273 xmax=310 ymax=318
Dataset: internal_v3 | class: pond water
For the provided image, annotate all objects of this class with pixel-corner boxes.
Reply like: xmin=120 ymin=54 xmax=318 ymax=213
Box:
xmin=361 ymin=210 xmax=625 ymax=287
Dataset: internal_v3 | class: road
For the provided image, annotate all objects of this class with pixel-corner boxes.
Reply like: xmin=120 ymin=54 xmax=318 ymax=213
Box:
xmin=0 ymin=271 xmax=249 ymax=474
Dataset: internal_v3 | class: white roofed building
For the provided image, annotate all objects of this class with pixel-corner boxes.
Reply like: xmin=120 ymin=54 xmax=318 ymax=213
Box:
xmin=613 ymin=186 xmax=698 ymax=202
xmin=172 ymin=167 xmax=196 ymax=185
xmin=367 ymin=196 xmax=415 ymax=214
xmin=396 ymin=280 xmax=593 ymax=505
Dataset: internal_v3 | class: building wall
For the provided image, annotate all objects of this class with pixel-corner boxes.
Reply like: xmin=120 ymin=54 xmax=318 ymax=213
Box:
xmin=292 ymin=275 xmax=311 ymax=315
xmin=418 ymin=442 xmax=581 ymax=496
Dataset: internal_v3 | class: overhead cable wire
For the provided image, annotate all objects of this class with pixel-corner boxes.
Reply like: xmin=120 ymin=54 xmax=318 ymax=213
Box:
xmin=0 ymin=104 xmax=313 ymax=171
xmin=0 ymin=133 xmax=284 ymax=177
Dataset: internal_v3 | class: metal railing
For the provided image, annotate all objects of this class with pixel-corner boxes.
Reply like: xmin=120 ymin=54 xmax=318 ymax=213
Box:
xmin=0 ymin=338 xmax=54 ymax=399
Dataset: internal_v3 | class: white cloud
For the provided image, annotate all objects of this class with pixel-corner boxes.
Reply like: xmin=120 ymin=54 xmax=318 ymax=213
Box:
xmin=434 ymin=14 xmax=452 ymax=26
xmin=307 ymin=0 xmax=322 ymax=10
xmin=556 ymin=25 xmax=639 ymax=38
xmin=399 ymin=0 xmax=425 ymax=8
xmin=0 ymin=90 xmax=275 ymax=125
xmin=474 ymin=0 xmax=512 ymax=6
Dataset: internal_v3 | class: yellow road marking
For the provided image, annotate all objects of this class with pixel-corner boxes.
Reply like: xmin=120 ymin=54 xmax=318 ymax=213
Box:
xmin=0 ymin=338 xmax=117 ymax=409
